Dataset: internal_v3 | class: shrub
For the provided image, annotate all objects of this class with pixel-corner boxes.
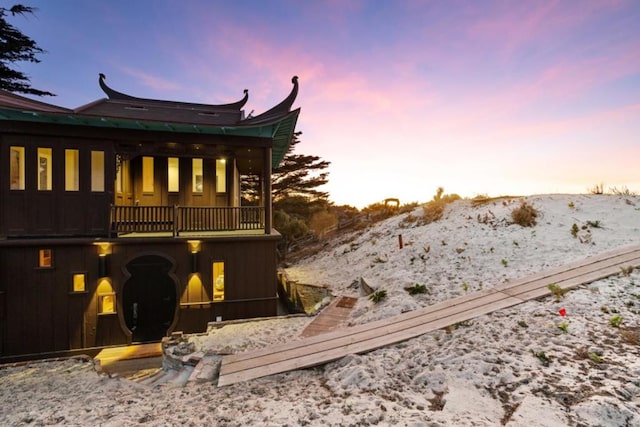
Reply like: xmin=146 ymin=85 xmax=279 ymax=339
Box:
xmin=589 ymin=183 xmax=605 ymax=194
xmin=620 ymin=265 xmax=634 ymax=276
xmin=532 ymin=350 xmax=552 ymax=367
xmin=368 ymin=289 xmax=387 ymax=304
xmin=308 ymin=210 xmax=338 ymax=235
xmin=620 ymin=327 xmax=639 ymax=345
xmin=609 ymin=315 xmax=623 ymax=328
xmin=511 ymin=200 xmax=538 ymax=227
xmin=547 ymin=283 xmax=569 ymax=301
xmin=557 ymin=321 xmax=568 ymax=333
xmin=571 ymin=223 xmax=579 ymax=238
xmin=417 ymin=188 xmax=461 ymax=225
xmin=405 ymin=283 xmax=427 ymax=295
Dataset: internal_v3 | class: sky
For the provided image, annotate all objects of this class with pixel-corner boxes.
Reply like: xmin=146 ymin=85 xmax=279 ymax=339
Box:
xmin=10 ymin=0 xmax=640 ymax=208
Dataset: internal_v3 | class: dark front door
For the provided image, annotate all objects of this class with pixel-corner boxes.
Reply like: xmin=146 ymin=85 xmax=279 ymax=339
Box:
xmin=123 ymin=255 xmax=177 ymax=342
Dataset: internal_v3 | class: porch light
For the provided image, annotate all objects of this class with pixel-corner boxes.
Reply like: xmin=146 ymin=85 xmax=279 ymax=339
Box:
xmin=188 ymin=240 xmax=201 ymax=273
xmin=95 ymin=242 xmax=112 ymax=278
xmin=95 ymin=242 xmax=112 ymax=256
xmin=98 ymin=255 xmax=109 ymax=278
xmin=187 ymin=240 xmax=201 ymax=253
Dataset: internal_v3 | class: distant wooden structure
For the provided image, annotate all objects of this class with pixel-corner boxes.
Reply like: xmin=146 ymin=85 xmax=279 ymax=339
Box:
xmin=383 ymin=198 xmax=400 ymax=208
xmin=217 ymin=244 xmax=640 ymax=386
xmin=0 ymin=75 xmax=301 ymax=359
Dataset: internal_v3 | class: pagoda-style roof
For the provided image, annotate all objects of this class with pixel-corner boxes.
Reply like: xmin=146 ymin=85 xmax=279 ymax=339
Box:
xmin=0 ymin=75 xmax=300 ymax=168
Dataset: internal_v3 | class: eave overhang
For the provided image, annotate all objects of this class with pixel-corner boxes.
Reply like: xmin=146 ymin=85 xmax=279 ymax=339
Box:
xmin=0 ymin=107 xmax=299 ymax=169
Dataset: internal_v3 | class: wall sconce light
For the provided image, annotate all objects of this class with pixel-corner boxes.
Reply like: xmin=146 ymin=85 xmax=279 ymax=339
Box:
xmin=98 ymin=255 xmax=109 ymax=278
xmin=190 ymin=252 xmax=198 ymax=273
xmin=95 ymin=242 xmax=112 ymax=278
xmin=188 ymin=240 xmax=201 ymax=273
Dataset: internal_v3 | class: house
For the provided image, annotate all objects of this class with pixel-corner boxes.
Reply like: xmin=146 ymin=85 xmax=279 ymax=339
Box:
xmin=0 ymin=74 xmax=300 ymax=358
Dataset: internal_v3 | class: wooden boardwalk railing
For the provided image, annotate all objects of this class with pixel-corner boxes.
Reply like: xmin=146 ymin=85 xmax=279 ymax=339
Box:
xmin=217 ymin=244 xmax=640 ymax=386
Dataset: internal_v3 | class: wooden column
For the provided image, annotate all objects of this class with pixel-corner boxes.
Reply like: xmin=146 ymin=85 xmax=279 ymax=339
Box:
xmin=263 ymin=147 xmax=272 ymax=234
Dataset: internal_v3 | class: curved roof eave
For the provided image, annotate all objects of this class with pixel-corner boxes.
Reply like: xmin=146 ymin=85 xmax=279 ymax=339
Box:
xmin=240 ymin=76 xmax=299 ymax=125
xmin=97 ymin=73 xmax=249 ymax=110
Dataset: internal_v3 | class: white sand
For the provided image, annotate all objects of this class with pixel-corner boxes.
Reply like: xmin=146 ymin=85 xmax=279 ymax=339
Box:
xmin=1 ymin=194 xmax=639 ymax=426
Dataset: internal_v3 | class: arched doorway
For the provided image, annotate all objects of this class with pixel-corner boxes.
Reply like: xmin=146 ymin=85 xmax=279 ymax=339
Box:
xmin=122 ymin=254 xmax=177 ymax=342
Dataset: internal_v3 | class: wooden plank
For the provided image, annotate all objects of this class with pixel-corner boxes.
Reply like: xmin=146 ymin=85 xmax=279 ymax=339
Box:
xmin=225 ymin=245 xmax=640 ymax=365
xmin=499 ymin=252 xmax=640 ymax=298
xmin=218 ymin=246 xmax=640 ymax=386
xmin=220 ymin=288 xmax=516 ymax=376
xmin=219 ymin=294 xmax=523 ymax=386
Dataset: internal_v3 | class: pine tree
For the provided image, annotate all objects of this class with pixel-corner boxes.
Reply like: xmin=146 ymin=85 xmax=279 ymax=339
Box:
xmin=242 ymin=132 xmax=330 ymax=207
xmin=0 ymin=5 xmax=54 ymax=96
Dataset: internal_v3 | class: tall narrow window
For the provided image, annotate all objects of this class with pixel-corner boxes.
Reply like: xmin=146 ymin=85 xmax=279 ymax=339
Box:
xmin=65 ymin=149 xmax=80 ymax=191
xmin=39 ymin=249 xmax=52 ymax=268
xmin=37 ymin=148 xmax=52 ymax=191
xmin=192 ymin=158 xmax=203 ymax=193
xmin=142 ymin=156 xmax=154 ymax=193
xmin=168 ymin=157 xmax=179 ymax=192
xmin=91 ymin=151 xmax=105 ymax=192
xmin=213 ymin=261 xmax=225 ymax=300
xmin=9 ymin=146 xmax=25 ymax=190
xmin=116 ymin=158 xmax=127 ymax=193
xmin=216 ymin=159 xmax=226 ymax=193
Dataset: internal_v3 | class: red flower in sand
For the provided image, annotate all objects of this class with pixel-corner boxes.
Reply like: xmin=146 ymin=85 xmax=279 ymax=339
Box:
xmin=558 ymin=308 xmax=566 ymax=317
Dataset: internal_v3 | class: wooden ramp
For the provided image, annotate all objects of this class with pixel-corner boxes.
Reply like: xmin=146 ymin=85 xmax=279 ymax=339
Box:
xmin=300 ymin=296 xmax=358 ymax=338
xmin=217 ymin=244 xmax=640 ymax=386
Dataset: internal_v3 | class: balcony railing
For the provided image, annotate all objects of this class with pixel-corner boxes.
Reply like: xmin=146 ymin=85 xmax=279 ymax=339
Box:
xmin=110 ymin=205 xmax=265 ymax=236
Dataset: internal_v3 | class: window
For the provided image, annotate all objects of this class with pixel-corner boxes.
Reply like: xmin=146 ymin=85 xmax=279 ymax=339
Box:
xmin=116 ymin=158 xmax=128 ymax=194
xmin=213 ymin=261 xmax=225 ymax=300
xmin=9 ymin=146 xmax=25 ymax=190
xmin=72 ymin=273 xmax=86 ymax=292
xmin=91 ymin=151 xmax=105 ymax=192
xmin=65 ymin=149 xmax=80 ymax=191
xmin=216 ymin=159 xmax=226 ymax=193
xmin=39 ymin=249 xmax=52 ymax=268
xmin=168 ymin=157 xmax=179 ymax=192
xmin=97 ymin=279 xmax=116 ymax=314
xmin=192 ymin=158 xmax=203 ymax=193
xmin=37 ymin=148 xmax=52 ymax=191
xmin=99 ymin=293 xmax=116 ymax=314
xmin=142 ymin=156 xmax=154 ymax=193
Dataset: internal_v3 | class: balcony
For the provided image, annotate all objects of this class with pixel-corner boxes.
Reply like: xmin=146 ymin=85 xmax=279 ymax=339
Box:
xmin=110 ymin=205 xmax=265 ymax=237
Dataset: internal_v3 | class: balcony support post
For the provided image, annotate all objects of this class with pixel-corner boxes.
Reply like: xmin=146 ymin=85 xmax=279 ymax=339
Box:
xmin=263 ymin=147 xmax=272 ymax=234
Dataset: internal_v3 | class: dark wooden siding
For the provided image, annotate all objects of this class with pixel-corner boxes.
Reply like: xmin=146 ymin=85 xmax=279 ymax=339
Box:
xmin=1 ymin=135 xmax=114 ymax=238
xmin=0 ymin=234 xmax=279 ymax=357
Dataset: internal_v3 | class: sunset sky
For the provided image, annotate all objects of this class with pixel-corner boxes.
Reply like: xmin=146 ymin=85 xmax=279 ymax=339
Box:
xmin=13 ymin=0 xmax=640 ymax=208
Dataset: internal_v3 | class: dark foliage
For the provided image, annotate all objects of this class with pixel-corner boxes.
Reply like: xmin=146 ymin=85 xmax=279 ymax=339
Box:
xmin=0 ymin=5 xmax=54 ymax=96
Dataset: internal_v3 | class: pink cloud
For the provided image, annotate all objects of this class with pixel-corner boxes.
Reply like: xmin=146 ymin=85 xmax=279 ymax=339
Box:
xmin=118 ymin=66 xmax=183 ymax=93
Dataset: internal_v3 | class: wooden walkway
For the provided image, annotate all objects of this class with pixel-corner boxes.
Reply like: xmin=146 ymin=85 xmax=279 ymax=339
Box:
xmin=217 ymin=244 xmax=640 ymax=386
xmin=300 ymin=296 xmax=358 ymax=338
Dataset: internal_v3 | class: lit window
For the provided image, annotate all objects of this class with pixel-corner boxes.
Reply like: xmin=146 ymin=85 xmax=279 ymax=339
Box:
xmin=72 ymin=273 xmax=86 ymax=292
xmin=97 ymin=279 xmax=116 ymax=314
xmin=39 ymin=249 xmax=52 ymax=268
xmin=37 ymin=148 xmax=53 ymax=191
xmin=142 ymin=156 xmax=154 ymax=193
xmin=116 ymin=158 xmax=128 ymax=194
xmin=213 ymin=261 xmax=224 ymax=300
xmin=9 ymin=146 xmax=25 ymax=190
xmin=99 ymin=293 xmax=116 ymax=314
xmin=91 ymin=151 xmax=105 ymax=192
xmin=192 ymin=158 xmax=203 ymax=193
xmin=168 ymin=157 xmax=179 ymax=192
xmin=65 ymin=149 xmax=80 ymax=191
xmin=216 ymin=159 xmax=226 ymax=193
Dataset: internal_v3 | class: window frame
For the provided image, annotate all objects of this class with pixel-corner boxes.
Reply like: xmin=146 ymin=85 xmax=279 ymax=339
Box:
xmin=9 ymin=146 xmax=25 ymax=190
